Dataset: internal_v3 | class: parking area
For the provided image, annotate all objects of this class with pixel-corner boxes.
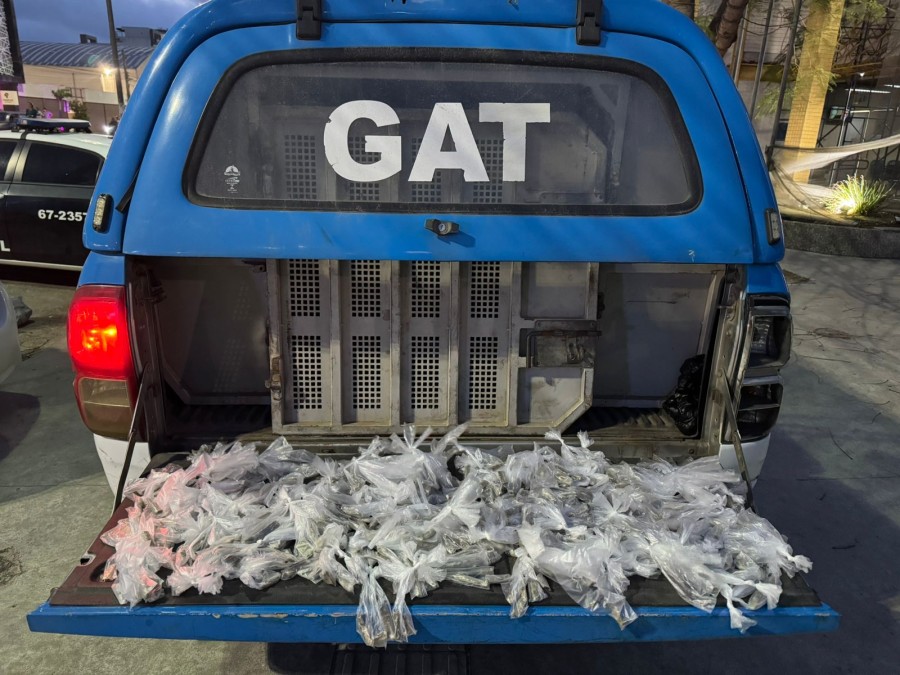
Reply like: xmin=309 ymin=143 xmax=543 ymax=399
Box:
xmin=1 ymin=249 xmax=899 ymax=674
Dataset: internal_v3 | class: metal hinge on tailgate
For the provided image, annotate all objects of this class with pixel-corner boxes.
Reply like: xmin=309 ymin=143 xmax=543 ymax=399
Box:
xmin=267 ymin=356 xmax=283 ymax=403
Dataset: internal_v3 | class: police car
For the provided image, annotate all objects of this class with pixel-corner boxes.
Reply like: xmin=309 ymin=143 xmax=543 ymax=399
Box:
xmin=0 ymin=128 xmax=111 ymax=271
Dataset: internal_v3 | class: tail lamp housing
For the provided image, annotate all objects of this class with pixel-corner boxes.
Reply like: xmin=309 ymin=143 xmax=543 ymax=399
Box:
xmin=737 ymin=376 xmax=783 ymax=440
xmin=748 ymin=301 xmax=792 ymax=370
xmin=735 ymin=296 xmax=791 ymax=440
xmin=67 ymin=285 xmax=136 ymax=439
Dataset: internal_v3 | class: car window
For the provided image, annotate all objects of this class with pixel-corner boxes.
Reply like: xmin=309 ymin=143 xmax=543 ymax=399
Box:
xmin=191 ymin=52 xmax=700 ymax=215
xmin=0 ymin=140 xmax=16 ymax=179
xmin=21 ymin=143 xmax=101 ymax=186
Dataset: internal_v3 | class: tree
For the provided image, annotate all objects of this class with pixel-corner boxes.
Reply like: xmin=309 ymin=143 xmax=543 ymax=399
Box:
xmin=50 ymin=87 xmax=73 ymax=117
xmin=663 ymin=0 xmax=749 ymax=56
xmin=661 ymin=0 xmax=747 ymax=53
xmin=70 ymin=99 xmax=89 ymax=121
xmin=671 ymin=0 xmax=892 ymax=57
xmin=665 ymin=0 xmax=696 ymax=17
xmin=708 ymin=0 xmax=751 ymax=56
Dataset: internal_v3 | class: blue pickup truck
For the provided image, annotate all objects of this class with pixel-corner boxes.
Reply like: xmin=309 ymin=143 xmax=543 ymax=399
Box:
xmin=29 ymin=0 xmax=837 ymax=648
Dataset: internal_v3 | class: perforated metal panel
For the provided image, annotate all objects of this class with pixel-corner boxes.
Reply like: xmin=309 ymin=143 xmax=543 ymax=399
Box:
xmin=469 ymin=262 xmax=502 ymax=319
xmin=346 ymin=137 xmax=383 ymax=202
xmin=349 ymin=261 xmax=383 ymax=318
xmin=284 ymin=134 xmax=318 ymax=200
xmin=472 ymin=138 xmax=505 ymax=204
xmin=410 ymin=261 xmax=442 ymax=319
xmin=272 ymin=260 xmax=598 ymax=434
xmin=291 ymin=335 xmax=323 ymax=410
xmin=467 ymin=336 xmax=499 ymax=410
xmin=409 ymin=335 xmax=441 ymax=410
xmin=410 ymin=138 xmax=444 ymax=203
xmin=288 ymin=260 xmax=321 ymax=317
xmin=350 ymin=335 xmax=382 ymax=409
xmin=401 ymin=261 xmax=454 ymax=425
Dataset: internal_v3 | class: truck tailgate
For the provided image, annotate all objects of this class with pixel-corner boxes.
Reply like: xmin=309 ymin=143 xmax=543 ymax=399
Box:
xmin=30 ymin=501 xmax=838 ymax=644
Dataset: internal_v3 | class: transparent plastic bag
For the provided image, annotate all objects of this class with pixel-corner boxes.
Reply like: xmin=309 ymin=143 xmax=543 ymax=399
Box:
xmin=501 ymin=549 xmax=549 ymax=618
xmin=723 ymin=510 xmax=813 ymax=582
xmin=168 ymin=547 xmax=231 ymax=596
xmin=100 ymin=428 xmax=813 ymax=642
xmin=502 ymin=445 xmax=559 ymax=492
xmin=378 ymin=544 xmax=449 ymax=642
xmin=545 ymin=429 xmax=609 ymax=484
xmin=356 ymin=566 xmax=395 ymax=648
xmin=106 ymin=530 xmax=174 ymax=606
xmin=297 ymin=523 xmax=356 ymax=593
xmin=430 ymin=475 xmax=483 ymax=533
xmin=531 ymin=532 xmax=637 ymax=629
xmin=258 ymin=436 xmax=319 ymax=481
xmin=237 ymin=546 xmax=299 ymax=591
xmin=205 ymin=441 xmax=260 ymax=482
xmin=645 ymin=531 xmax=723 ymax=613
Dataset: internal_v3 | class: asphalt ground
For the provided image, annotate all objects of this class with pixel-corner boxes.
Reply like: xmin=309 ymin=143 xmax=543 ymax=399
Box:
xmin=1 ymin=249 xmax=898 ymax=674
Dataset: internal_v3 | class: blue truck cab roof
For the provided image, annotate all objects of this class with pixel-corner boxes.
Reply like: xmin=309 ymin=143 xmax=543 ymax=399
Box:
xmin=85 ymin=0 xmax=782 ymax=267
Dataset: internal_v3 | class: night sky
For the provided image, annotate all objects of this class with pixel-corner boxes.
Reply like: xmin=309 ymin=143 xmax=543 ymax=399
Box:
xmin=12 ymin=0 xmax=204 ymax=44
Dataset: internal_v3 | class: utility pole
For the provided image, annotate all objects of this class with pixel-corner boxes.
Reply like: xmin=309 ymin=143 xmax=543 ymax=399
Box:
xmin=105 ymin=0 xmax=125 ymax=113
xmin=119 ymin=49 xmax=131 ymax=99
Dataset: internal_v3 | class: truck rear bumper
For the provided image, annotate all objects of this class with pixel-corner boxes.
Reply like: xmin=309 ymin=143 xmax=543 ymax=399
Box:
xmin=28 ymin=601 xmax=839 ymax=644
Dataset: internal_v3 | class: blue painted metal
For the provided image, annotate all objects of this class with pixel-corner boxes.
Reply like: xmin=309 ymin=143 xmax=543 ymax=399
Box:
xmin=320 ymin=0 xmax=578 ymax=25
xmin=78 ymin=252 xmax=126 ymax=287
xmin=123 ymin=25 xmax=751 ymax=263
xmin=84 ymin=0 xmax=780 ymax=265
xmin=28 ymin=601 xmax=839 ymax=643
xmin=602 ymin=3 xmax=782 ymax=264
xmin=747 ymin=263 xmax=789 ymax=298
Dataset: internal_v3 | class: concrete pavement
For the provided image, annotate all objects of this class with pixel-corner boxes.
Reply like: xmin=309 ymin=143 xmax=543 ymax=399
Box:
xmin=1 ymin=250 xmax=899 ymax=673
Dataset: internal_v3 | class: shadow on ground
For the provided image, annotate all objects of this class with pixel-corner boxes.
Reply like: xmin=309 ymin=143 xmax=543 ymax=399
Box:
xmin=0 ymin=391 xmax=40 ymax=464
xmin=0 ymin=347 xmax=100 ymax=504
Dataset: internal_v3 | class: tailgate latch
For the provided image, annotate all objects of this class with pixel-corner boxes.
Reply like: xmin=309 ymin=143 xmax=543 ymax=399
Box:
xmin=576 ymin=0 xmax=603 ymax=46
xmin=267 ymin=356 xmax=283 ymax=402
xmin=296 ymin=0 xmax=322 ymax=40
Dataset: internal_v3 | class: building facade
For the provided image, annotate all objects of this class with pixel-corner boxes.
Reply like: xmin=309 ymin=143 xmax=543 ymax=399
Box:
xmin=12 ymin=40 xmax=154 ymax=129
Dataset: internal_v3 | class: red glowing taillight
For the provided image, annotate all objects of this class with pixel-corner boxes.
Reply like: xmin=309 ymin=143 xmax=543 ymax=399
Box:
xmin=67 ymin=285 xmax=136 ymax=438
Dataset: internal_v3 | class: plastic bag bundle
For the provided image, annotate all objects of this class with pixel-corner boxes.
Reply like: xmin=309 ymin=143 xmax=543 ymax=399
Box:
xmin=102 ymin=428 xmax=812 ymax=645
xmin=501 ymin=545 xmax=549 ymax=619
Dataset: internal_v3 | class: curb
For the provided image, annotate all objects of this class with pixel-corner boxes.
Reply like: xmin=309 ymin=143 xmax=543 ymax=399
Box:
xmin=783 ymin=218 xmax=900 ymax=259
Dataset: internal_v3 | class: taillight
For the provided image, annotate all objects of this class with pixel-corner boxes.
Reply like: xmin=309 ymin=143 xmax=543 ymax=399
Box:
xmin=737 ymin=296 xmax=791 ymax=439
xmin=748 ymin=312 xmax=791 ymax=369
xmin=737 ymin=376 xmax=783 ymax=440
xmin=68 ymin=285 xmax=136 ymax=439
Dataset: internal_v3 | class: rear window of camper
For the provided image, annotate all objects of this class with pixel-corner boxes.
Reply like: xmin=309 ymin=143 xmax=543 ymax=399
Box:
xmin=189 ymin=51 xmax=701 ymax=215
